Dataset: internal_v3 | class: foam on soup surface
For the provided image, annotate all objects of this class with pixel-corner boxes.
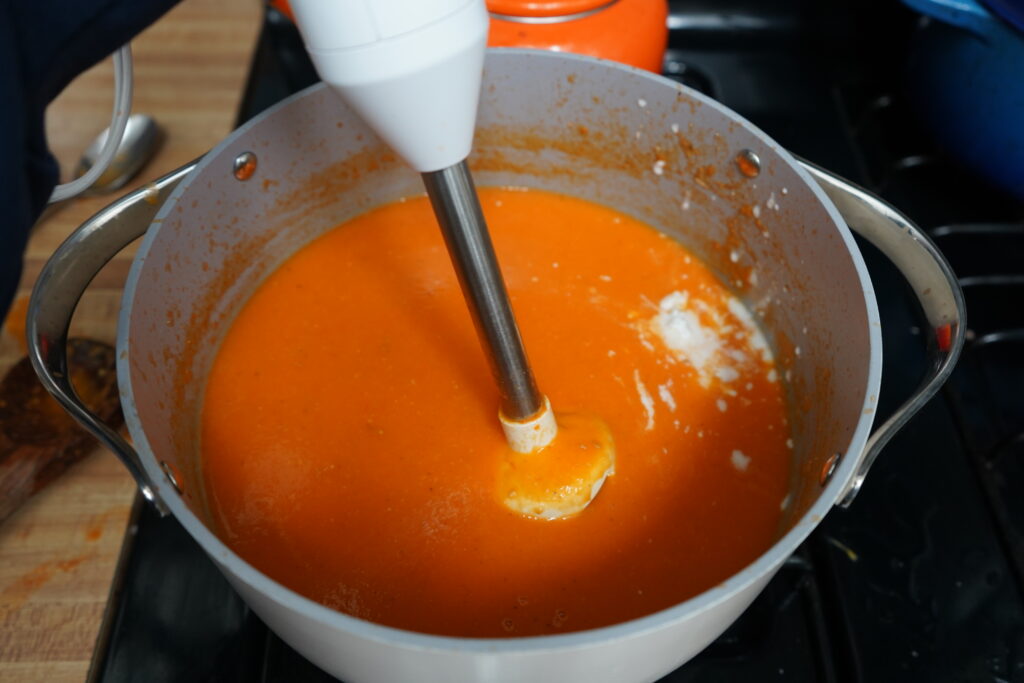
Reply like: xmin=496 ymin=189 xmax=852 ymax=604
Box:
xmin=201 ymin=188 xmax=791 ymax=637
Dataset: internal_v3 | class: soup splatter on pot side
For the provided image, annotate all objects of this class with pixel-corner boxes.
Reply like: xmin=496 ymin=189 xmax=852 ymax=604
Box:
xmin=201 ymin=188 xmax=792 ymax=637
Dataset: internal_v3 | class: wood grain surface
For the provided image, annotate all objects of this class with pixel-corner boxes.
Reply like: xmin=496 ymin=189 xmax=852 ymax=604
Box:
xmin=0 ymin=1 xmax=261 ymax=680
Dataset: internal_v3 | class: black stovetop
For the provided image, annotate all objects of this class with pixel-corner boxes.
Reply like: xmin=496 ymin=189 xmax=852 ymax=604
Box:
xmin=90 ymin=2 xmax=1024 ymax=681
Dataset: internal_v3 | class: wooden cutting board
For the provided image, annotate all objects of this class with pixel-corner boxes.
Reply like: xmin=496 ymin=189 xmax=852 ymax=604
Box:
xmin=0 ymin=2 xmax=260 ymax=680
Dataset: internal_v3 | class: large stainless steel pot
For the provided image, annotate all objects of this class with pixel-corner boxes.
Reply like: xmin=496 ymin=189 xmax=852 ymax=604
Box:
xmin=28 ymin=51 xmax=964 ymax=683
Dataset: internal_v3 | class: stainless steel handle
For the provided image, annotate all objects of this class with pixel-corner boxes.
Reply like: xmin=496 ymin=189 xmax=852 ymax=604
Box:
xmin=25 ymin=154 xmax=963 ymax=513
xmin=27 ymin=161 xmax=198 ymax=516
xmin=798 ymin=159 xmax=967 ymax=507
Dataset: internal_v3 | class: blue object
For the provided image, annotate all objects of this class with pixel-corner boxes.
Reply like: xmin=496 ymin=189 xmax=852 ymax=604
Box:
xmin=983 ymin=0 xmax=1024 ymax=33
xmin=902 ymin=0 xmax=1024 ymax=201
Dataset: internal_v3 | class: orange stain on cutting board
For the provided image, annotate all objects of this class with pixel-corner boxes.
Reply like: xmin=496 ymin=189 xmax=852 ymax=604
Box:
xmin=0 ymin=554 xmax=92 ymax=617
xmin=83 ymin=506 xmax=130 ymax=542
xmin=201 ymin=188 xmax=792 ymax=637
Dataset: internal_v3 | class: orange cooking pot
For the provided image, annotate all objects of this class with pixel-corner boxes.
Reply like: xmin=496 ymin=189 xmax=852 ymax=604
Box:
xmin=486 ymin=0 xmax=667 ymax=72
xmin=269 ymin=0 xmax=668 ymax=72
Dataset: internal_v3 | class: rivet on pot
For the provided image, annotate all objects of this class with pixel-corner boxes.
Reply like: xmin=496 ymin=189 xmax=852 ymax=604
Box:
xmin=233 ymin=151 xmax=258 ymax=181
xmin=160 ymin=460 xmax=183 ymax=495
xmin=735 ymin=149 xmax=761 ymax=178
xmin=820 ymin=452 xmax=841 ymax=486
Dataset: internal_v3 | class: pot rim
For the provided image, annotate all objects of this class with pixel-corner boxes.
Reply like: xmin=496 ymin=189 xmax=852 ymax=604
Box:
xmin=116 ymin=49 xmax=883 ymax=653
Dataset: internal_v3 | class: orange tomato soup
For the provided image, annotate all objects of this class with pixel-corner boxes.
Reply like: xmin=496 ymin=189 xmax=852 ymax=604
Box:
xmin=201 ymin=188 xmax=791 ymax=637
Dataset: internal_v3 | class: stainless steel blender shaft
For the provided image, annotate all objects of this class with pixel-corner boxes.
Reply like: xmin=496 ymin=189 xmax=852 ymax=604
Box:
xmin=422 ymin=161 xmax=543 ymax=421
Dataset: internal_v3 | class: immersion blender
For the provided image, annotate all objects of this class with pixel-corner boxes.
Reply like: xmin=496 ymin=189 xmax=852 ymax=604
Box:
xmin=287 ymin=0 xmax=614 ymax=518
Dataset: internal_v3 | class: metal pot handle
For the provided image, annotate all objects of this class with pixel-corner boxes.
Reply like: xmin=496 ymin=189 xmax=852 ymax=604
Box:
xmin=797 ymin=159 xmax=967 ymax=508
xmin=24 ymin=155 xmax=963 ymax=514
xmin=27 ymin=161 xmax=199 ymax=517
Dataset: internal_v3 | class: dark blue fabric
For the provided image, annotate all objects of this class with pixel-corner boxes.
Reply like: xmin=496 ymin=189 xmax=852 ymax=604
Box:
xmin=1 ymin=0 xmax=181 ymax=320
xmin=984 ymin=0 xmax=1024 ymax=32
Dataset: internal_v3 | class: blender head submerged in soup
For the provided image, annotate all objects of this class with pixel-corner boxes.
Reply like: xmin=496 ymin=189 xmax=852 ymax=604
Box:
xmin=200 ymin=188 xmax=792 ymax=638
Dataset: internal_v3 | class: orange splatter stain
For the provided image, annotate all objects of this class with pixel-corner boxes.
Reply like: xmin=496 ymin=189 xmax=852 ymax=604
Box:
xmin=82 ymin=506 xmax=130 ymax=542
xmin=0 ymin=554 xmax=92 ymax=616
xmin=55 ymin=556 xmax=88 ymax=572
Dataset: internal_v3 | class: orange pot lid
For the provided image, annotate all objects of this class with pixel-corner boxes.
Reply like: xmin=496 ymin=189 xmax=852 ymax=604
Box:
xmin=487 ymin=0 xmax=615 ymax=18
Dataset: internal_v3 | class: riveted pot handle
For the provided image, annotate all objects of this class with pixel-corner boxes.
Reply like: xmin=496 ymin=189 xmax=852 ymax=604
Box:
xmin=27 ymin=161 xmax=198 ymax=516
xmin=797 ymin=159 xmax=966 ymax=508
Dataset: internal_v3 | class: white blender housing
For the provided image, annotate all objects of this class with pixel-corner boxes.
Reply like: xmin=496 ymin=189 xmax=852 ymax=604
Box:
xmin=288 ymin=0 xmax=489 ymax=172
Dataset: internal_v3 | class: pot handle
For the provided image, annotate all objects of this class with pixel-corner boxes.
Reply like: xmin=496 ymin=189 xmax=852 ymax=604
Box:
xmin=797 ymin=159 xmax=966 ymax=508
xmin=27 ymin=161 xmax=199 ymax=517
